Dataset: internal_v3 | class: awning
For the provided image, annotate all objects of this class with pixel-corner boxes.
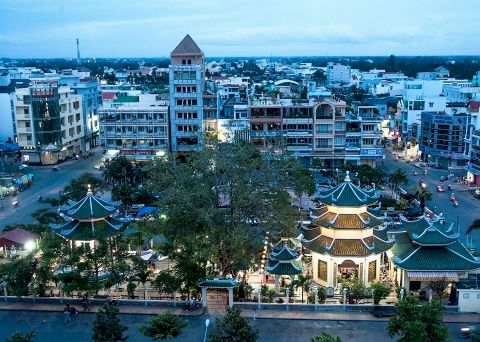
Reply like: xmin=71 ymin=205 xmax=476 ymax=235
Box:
xmin=407 ymin=271 xmax=458 ymax=281
xmin=465 ymin=164 xmax=480 ymax=176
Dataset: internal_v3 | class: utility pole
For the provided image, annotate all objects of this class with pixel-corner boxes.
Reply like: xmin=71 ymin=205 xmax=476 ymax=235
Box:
xmin=76 ymin=38 xmax=81 ymax=65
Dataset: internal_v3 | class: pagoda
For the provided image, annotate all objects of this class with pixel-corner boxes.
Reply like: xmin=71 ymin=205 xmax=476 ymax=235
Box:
xmin=266 ymin=239 xmax=302 ymax=293
xmin=301 ymin=172 xmax=394 ymax=287
xmin=388 ymin=215 xmax=480 ymax=290
xmin=50 ymin=185 xmax=132 ymax=246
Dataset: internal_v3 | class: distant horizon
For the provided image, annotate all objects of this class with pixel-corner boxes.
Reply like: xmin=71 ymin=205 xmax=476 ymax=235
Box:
xmin=2 ymin=54 xmax=480 ymax=61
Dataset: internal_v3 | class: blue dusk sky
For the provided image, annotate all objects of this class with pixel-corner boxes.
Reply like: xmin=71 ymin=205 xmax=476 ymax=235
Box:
xmin=0 ymin=0 xmax=479 ymax=58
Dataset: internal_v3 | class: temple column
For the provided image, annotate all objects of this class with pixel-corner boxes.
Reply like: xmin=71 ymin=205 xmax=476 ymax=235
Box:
xmin=275 ymin=275 xmax=280 ymax=294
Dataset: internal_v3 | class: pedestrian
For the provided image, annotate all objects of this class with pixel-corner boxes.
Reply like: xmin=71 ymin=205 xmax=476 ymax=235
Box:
xmin=82 ymin=294 xmax=88 ymax=311
xmin=64 ymin=305 xmax=71 ymax=323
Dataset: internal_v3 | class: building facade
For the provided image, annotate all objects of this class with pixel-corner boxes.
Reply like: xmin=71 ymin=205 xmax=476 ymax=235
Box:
xmin=419 ymin=111 xmax=469 ymax=168
xmin=14 ymin=80 xmax=84 ymax=164
xmin=99 ymin=95 xmax=168 ymax=161
xmin=169 ymin=35 xmax=205 ymax=153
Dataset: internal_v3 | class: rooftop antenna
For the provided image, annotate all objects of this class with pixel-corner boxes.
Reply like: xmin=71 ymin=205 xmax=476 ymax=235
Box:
xmin=76 ymin=38 xmax=81 ymax=65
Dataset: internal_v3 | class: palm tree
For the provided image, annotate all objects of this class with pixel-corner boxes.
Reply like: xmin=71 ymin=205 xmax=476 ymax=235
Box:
xmin=293 ymin=274 xmax=310 ymax=303
xmin=412 ymin=185 xmax=433 ymax=212
xmin=130 ymin=257 xmax=152 ymax=300
xmin=388 ymin=169 xmax=408 ymax=196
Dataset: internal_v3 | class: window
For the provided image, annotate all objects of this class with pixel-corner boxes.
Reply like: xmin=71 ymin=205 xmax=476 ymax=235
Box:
xmin=334 ymin=136 xmax=343 ymax=145
xmin=316 ymin=138 xmax=330 ymax=148
xmin=463 ymin=293 xmax=470 ymax=299
xmin=429 ymin=102 xmax=434 ymax=108
xmin=182 ymin=59 xmax=186 ymax=65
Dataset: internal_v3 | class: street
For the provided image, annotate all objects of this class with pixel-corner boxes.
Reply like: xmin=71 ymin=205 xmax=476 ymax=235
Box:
xmin=383 ymin=148 xmax=480 ymax=247
xmin=0 ymin=154 xmax=102 ymax=232
xmin=0 ymin=310 xmax=472 ymax=342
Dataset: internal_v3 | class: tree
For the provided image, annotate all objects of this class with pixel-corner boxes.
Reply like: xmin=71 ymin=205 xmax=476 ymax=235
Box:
xmin=429 ymin=278 xmax=449 ymax=300
xmin=145 ymin=141 xmax=314 ymax=279
xmin=370 ymin=282 xmax=391 ymax=305
xmin=388 ymin=169 xmax=408 ymax=195
xmin=111 ymin=184 xmax=135 ymax=212
xmin=0 ymin=257 xmax=34 ymax=296
xmin=387 ymin=296 xmax=448 ymax=342
xmin=5 ymin=331 xmax=35 ymax=342
xmin=341 ymin=278 xmax=366 ymax=304
xmin=208 ymin=306 xmax=258 ymax=342
xmin=62 ymin=173 xmax=104 ymax=202
xmin=293 ymin=274 xmax=310 ymax=303
xmin=105 ymin=157 xmax=133 ymax=184
xmin=395 ymin=198 xmax=410 ymax=211
xmin=311 ymin=333 xmax=341 ymax=342
xmin=139 ymin=312 xmax=188 ymax=340
xmin=411 ymin=186 xmax=433 ymax=212
xmin=152 ymin=270 xmax=181 ymax=297
xmin=130 ymin=257 xmax=152 ymax=300
xmin=92 ymin=302 xmax=128 ymax=342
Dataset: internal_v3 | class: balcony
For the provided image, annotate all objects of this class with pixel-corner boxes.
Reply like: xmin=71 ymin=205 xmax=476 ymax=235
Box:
xmin=250 ymin=131 xmax=282 ymax=138
xmin=282 ymin=130 xmax=313 ymax=136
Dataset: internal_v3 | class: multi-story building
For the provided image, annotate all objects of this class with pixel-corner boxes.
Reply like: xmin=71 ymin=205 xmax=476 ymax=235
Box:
xmin=71 ymin=79 xmax=101 ymax=151
xmin=169 ymin=35 xmax=204 ymax=153
xmin=249 ymin=97 xmax=383 ymax=168
xmin=0 ymin=74 xmax=30 ymax=142
xmin=99 ymin=94 xmax=168 ymax=161
xmin=326 ymin=63 xmax=351 ymax=86
xmin=419 ymin=111 xmax=469 ymax=168
xmin=465 ymin=101 xmax=480 ymax=184
xmin=398 ymin=80 xmax=446 ymax=156
xmin=14 ymin=79 xmax=84 ymax=164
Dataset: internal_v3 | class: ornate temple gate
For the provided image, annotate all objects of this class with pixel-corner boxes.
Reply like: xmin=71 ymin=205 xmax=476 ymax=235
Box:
xmin=198 ymin=279 xmax=239 ymax=309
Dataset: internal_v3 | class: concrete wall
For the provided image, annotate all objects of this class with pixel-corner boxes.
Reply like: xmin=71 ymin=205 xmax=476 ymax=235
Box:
xmin=458 ymin=289 xmax=480 ymax=313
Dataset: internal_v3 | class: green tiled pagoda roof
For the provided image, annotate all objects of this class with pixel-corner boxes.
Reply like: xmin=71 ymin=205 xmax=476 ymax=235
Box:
xmin=317 ymin=176 xmax=379 ymax=207
xmin=271 ymin=246 xmax=299 ymax=261
xmin=267 ymin=259 xmax=302 ymax=275
xmin=399 ymin=216 xmax=459 ymax=246
xmin=412 ymin=227 xmax=458 ymax=246
xmin=197 ymin=279 xmax=239 ymax=288
xmin=59 ymin=191 xmax=121 ymax=220
xmin=394 ymin=243 xmax=480 ymax=271
xmin=51 ymin=216 xmax=130 ymax=241
xmin=303 ymin=234 xmax=393 ymax=257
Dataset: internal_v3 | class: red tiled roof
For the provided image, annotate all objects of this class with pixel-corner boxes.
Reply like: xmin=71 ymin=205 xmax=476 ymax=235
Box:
xmin=0 ymin=228 xmax=39 ymax=245
xmin=102 ymin=92 xmax=117 ymax=100
xmin=469 ymin=101 xmax=480 ymax=112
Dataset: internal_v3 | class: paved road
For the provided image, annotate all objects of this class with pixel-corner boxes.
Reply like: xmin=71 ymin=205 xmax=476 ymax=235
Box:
xmin=0 ymin=154 xmax=102 ymax=232
xmin=0 ymin=310 xmax=470 ymax=342
xmin=383 ymin=148 xmax=480 ymax=247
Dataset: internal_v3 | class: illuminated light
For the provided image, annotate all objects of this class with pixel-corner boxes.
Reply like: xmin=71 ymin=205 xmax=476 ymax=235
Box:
xmin=176 ymin=248 xmax=181 ymax=253
xmin=155 ymin=151 xmax=165 ymax=157
xmin=25 ymin=240 xmax=36 ymax=251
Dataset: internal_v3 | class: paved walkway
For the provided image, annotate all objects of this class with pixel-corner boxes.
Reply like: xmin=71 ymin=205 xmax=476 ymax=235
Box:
xmin=1 ymin=301 xmax=478 ymax=323
xmin=0 ymin=301 xmax=204 ymax=316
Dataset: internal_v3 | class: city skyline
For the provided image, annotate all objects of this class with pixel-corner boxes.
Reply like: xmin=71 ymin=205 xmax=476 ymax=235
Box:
xmin=1 ymin=0 xmax=480 ymax=58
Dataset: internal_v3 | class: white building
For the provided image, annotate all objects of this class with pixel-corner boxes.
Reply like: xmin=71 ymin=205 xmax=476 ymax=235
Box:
xmin=399 ymin=80 xmax=446 ymax=150
xmin=14 ymin=80 xmax=84 ymax=164
xmin=326 ymin=63 xmax=351 ymax=86
xmin=99 ymin=94 xmax=168 ymax=161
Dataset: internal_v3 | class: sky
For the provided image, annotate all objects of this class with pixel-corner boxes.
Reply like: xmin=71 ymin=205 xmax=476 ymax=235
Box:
xmin=1 ymin=0 xmax=479 ymax=58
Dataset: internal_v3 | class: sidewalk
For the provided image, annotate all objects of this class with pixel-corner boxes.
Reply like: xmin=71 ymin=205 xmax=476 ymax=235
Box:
xmin=1 ymin=301 xmax=478 ymax=323
xmin=238 ymin=308 xmax=479 ymax=323
xmin=0 ymin=301 xmax=204 ymax=316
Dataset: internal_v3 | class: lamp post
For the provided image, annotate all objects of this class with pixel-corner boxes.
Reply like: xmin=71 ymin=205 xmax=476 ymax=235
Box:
xmin=2 ymin=279 xmax=8 ymax=302
xmin=257 ymin=288 xmax=261 ymax=310
xmin=203 ymin=318 xmax=211 ymax=342
xmin=342 ymin=288 xmax=347 ymax=311
xmin=144 ymin=283 xmax=148 ymax=306
xmin=286 ymin=287 xmax=290 ymax=310
xmin=313 ymin=286 xmax=318 ymax=311
xmin=400 ymin=288 xmax=405 ymax=301
xmin=58 ymin=280 xmax=64 ymax=304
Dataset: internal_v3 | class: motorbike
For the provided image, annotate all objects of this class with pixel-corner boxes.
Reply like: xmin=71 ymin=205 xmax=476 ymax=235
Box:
xmin=453 ymin=200 xmax=459 ymax=207
xmin=184 ymin=299 xmax=200 ymax=311
xmin=450 ymin=193 xmax=456 ymax=202
xmin=436 ymin=185 xmax=445 ymax=192
xmin=412 ymin=171 xmax=418 ymax=176
xmin=447 ymin=184 xmax=452 ymax=191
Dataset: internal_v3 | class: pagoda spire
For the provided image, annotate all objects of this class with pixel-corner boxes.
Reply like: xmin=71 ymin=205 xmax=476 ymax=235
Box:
xmin=344 ymin=170 xmax=351 ymax=182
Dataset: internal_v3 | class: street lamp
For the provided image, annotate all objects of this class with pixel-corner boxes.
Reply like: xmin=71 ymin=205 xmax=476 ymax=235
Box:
xmin=203 ymin=318 xmax=211 ymax=342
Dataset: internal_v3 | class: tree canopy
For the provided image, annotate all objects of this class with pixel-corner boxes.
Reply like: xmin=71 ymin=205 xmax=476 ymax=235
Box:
xmin=387 ymin=296 xmax=448 ymax=342
xmin=145 ymin=141 xmax=314 ymax=277
xmin=139 ymin=312 xmax=188 ymax=340
xmin=208 ymin=306 xmax=258 ymax=342
xmin=92 ymin=302 xmax=128 ymax=342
